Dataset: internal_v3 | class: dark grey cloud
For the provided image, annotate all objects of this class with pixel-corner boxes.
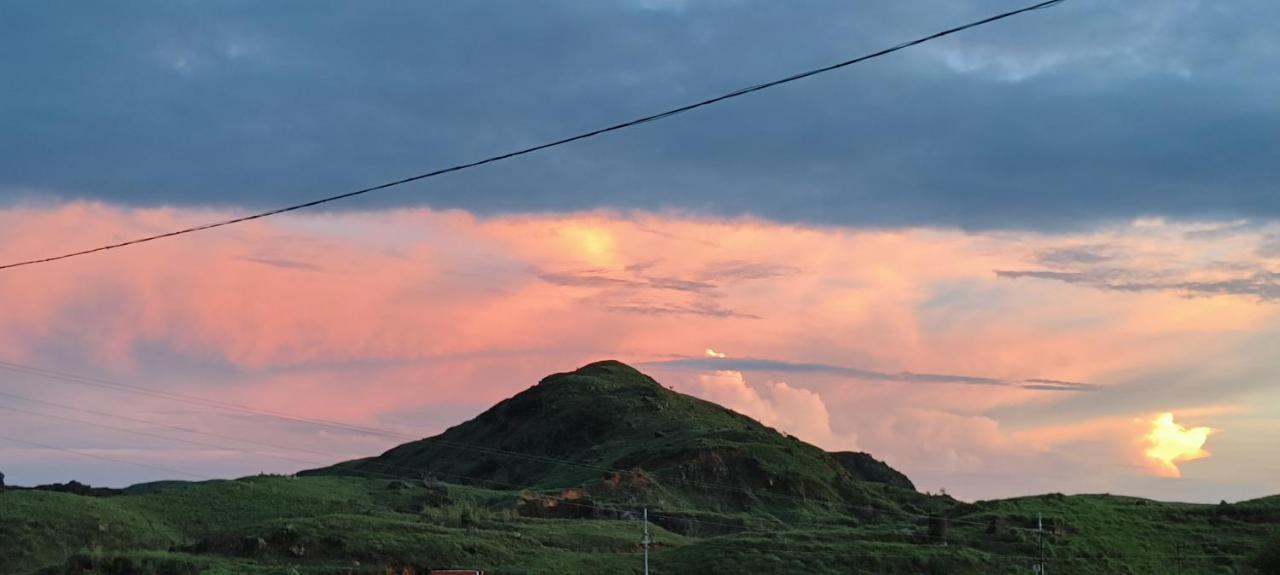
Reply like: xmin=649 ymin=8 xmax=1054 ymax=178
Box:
xmin=645 ymin=356 xmax=1094 ymax=391
xmin=239 ymin=256 xmax=322 ymax=271
xmin=538 ymin=271 xmax=645 ymax=289
xmin=996 ymin=269 xmax=1089 ymax=282
xmin=699 ymin=261 xmax=801 ymax=282
xmin=1259 ymin=236 xmax=1280 ymax=259
xmin=988 ymin=334 xmax=1280 ymax=426
xmin=605 ymin=302 xmax=758 ymax=319
xmin=2 ymin=1 xmax=1278 ymax=229
xmin=540 ymin=268 xmax=748 ymax=316
xmin=540 ymin=269 xmax=715 ymax=292
xmin=1022 ymin=378 xmax=1097 ymax=392
xmin=643 ymin=276 xmax=719 ymax=292
xmin=1035 ymin=246 xmax=1114 ymax=267
xmin=1175 ymin=275 xmax=1280 ymax=300
xmin=997 ymin=268 xmax=1280 ymax=300
xmin=537 ymin=258 xmax=798 ymax=317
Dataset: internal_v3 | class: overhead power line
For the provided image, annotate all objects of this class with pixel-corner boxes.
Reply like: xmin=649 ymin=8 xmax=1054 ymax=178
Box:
xmin=0 ymin=0 xmax=1067 ymax=272
xmin=0 ymin=403 xmax=328 ymax=470
xmin=0 ymin=432 xmax=207 ymax=480
xmin=0 ymin=388 xmax=359 ymax=460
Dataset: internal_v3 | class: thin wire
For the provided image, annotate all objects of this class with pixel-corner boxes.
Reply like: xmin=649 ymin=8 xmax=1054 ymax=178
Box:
xmin=0 ymin=360 xmax=414 ymax=438
xmin=0 ymin=0 xmax=1067 ymax=272
xmin=0 ymin=403 xmax=328 ymax=470
xmin=0 ymin=388 xmax=354 ymax=458
xmin=0 ymin=432 xmax=208 ymax=480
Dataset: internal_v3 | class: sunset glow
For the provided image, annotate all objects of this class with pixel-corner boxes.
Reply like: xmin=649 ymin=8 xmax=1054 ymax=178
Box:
xmin=1145 ymin=412 xmax=1212 ymax=478
xmin=0 ymin=203 xmax=1270 ymax=498
xmin=5 ymin=3 xmax=1280 ymax=569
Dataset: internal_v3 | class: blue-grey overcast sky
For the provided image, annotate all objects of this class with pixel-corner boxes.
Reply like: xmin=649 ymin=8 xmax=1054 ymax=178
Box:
xmin=2 ymin=1 xmax=1278 ymax=502
xmin=3 ymin=0 xmax=1276 ymax=229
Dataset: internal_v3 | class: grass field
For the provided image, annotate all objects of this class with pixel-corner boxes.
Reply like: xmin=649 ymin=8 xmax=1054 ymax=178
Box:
xmin=3 ymin=475 xmax=1277 ymax=574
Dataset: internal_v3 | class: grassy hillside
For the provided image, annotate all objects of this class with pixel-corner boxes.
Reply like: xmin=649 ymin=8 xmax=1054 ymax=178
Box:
xmin=0 ymin=475 xmax=684 ymax=575
xmin=2 ymin=361 xmax=1276 ymax=574
xmin=302 ymin=361 xmax=909 ymax=515
xmin=4 ymin=475 xmax=1276 ymax=574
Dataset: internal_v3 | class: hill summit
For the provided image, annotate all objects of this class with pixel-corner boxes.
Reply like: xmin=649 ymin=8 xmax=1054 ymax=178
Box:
xmin=303 ymin=360 xmax=914 ymax=511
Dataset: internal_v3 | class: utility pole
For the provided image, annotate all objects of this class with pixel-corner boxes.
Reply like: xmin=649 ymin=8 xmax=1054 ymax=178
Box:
xmin=1037 ymin=513 xmax=1046 ymax=575
xmin=642 ymin=507 xmax=651 ymax=575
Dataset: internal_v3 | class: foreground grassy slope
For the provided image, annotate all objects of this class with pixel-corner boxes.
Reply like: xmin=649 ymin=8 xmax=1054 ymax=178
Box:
xmin=952 ymin=493 xmax=1280 ymax=574
xmin=4 ymin=475 xmax=1276 ymax=575
xmin=3 ymin=361 xmax=1276 ymax=574
xmin=1 ymin=475 xmax=688 ymax=575
xmin=0 ymin=489 xmax=179 ymax=571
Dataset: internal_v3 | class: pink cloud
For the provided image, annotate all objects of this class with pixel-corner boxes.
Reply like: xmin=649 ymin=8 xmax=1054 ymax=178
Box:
xmin=0 ymin=202 xmax=1276 ymax=499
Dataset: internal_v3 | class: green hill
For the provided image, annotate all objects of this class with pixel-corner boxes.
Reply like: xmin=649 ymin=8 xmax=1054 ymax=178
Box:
xmin=302 ymin=360 xmax=913 ymax=515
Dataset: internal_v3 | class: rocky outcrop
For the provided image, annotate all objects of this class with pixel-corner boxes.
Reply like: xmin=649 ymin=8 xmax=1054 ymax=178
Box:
xmin=829 ymin=451 xmax=916 ymax=491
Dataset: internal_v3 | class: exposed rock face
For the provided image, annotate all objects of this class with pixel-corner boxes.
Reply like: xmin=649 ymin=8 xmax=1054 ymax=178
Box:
xmin=517 ymin=489 xmax=605 ymax=519
xmin=829 ymin=451 xmax=916 ymax=491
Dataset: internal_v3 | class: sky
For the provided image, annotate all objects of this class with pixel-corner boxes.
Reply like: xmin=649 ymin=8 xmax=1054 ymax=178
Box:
xmin=0 ymin=0 xmax=1277 ymax=502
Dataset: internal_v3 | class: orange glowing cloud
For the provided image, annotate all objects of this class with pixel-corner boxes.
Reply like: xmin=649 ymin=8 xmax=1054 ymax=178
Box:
xmin=1145 ymin=412 xmax=1212 ymax=477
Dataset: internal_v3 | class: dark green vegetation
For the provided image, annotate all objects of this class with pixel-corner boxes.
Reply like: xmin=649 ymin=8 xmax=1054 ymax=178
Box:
xmin=828 ymin=452 xmax=915 ymax=492
xmin=302 ymin=361 xmax=921 ymax=517
xmin=2 ymin=361 xmax=1277 ymax=574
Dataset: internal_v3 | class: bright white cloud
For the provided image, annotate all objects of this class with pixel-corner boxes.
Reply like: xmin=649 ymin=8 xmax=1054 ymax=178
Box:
xmin=1145 ymin=412 xmax=1212 ymax=477
xmin=694 ymin=370 xmax=857 ymax=451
